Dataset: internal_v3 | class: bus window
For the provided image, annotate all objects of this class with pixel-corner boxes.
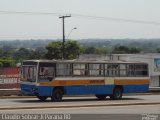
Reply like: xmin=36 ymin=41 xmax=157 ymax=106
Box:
xmin=135 ymin=64 xmax=148 ymax=76
xmin=73 ymin=63 xmax=86 ymax=76
xmin=39 ymin=67 xmax=54 ymax=81
xmin=56 ymin=63 xmax=72 ymax=76
xmin=89 ymin=64 xmax=104 ymax=76
xmin=119 ymin=64 xmax=127 ymax=76
xmin=22 ymin=66 xmax=37 ymax=82
xmin=38 ymin=62 xmax=55 ymax=82
xmin=127 ymin=64 xmax=135 ymax=76
xmin=105 ymin=64 xmax=119 ymax=77
xmin=112 ymin=64 xmax=119 ymax=76
xmin=142 ymin=65 xmax=148 ymax=76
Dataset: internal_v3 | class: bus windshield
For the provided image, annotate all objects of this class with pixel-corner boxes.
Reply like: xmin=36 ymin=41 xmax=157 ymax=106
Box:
xmin=21 ymin=61 xmax=38 ymax=82
xmin=21 ymin=65 xmax=37 ymax=82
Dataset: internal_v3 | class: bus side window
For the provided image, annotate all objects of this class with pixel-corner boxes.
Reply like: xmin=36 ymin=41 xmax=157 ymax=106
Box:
xmin=89 ymin=64 xmax=104 ymax=76
xmin=135 ymin=64 xmax=148 ymax=77
xmin=39 ymin=67 xmax=55 ymax=81
xmin=119 ymin=64 xmax=127 ymax=76
xmin=142 ymin=65 xmax=148 ymax=76
xmin=73 ymin=63 xmax=86 ymax=76
xmin=56 ymin=63 xmax=71 ymax=76
xmin=112 ymin=64 xmax=119 ymax=76
xmin=127 ymin=64 xmax=135 ymax=76
xmin=106 ymin=64 xmax=119 ymax=77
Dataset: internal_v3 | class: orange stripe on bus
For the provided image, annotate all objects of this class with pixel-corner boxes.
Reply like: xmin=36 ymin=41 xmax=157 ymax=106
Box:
xmin=114 ymin=79 xmax=149 ymax=85
xmin=40 ymin=80 xmax=105 ymax=86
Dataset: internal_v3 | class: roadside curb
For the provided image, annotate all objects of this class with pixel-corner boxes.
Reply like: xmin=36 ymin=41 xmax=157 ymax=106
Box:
xmin=0 ymin=96 xmax=35 ymax=99
xmin=0 ymin=92 xmax=156 ymax=99
xmin=1 ymin=102 xmax=160 ymax=110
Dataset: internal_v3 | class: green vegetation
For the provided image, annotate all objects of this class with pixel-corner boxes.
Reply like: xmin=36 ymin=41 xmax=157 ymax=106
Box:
xmin=112 ymin=46 xmax=141 ymax=54
xmin=0 ymin=38 xmax=160 ymax=67
xmin=45 ymin=41 xmax=82 ymax=59
xmin=0 ymin=57 xmax=15 ymax=67
xmin=83 ymin=46 xmax=108 ymax=54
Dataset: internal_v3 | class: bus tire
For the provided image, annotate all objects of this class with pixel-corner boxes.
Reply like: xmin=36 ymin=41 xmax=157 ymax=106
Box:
xmin=95 ymin=95 xmax=107 ymax=100
xmin=110 ymin=87 xmax=123 ymax=100
xmin=37 ymin=96 xmax=48 ymax=101
xmin=51 ymin=88 xmax=63 ymax=102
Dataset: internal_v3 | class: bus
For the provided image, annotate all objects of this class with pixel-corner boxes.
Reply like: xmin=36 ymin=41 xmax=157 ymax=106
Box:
xmin=20 ymin=60 xmax=150 ymax=102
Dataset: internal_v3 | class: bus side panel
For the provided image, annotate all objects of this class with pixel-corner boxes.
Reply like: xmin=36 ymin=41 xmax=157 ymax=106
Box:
xmin=64 ymin=86 xmax=90 ymax=95
xmin=89 ymin=85 xmax=114 ymax=95
xmin=38 ymin=86 xmax=53 ymax=96
xmin=123 ymin=84 xmax=149 ymax=93
xmin=64 ymin=85 xmax=114 ymax=95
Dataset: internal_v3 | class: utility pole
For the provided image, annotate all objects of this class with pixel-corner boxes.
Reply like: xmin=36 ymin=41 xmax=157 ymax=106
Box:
xmin=59 ymin=15 xmax=71 ymax=59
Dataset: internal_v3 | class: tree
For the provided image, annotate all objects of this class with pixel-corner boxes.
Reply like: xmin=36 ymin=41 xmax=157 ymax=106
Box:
xmin=112 ymin=46 xmax=129 ymax=54
xmin=112 ymin=46 xmax=141 ymax=54
xmin=84 ymin=47 xmax=96 ymax=54
xmin=0 ymin=57 xmax=16 ymax=67
xmin=30 ymin=47 xmax=46 ymax=59
xmin=156 ymin=48 xmax=160 ymax=53
xmin=0 ymin=48 xmax=3 ymax=57
xmin=45 ymin=41 xmax=62 ymax=59
xmin=129 ymin=47 xmax=141 ymax=53
xmin=13 ymin=48 xmax=32 ymax=62
xmin=2 ymin=45 xmax=14 ymax=57
xmin=83 ymin=47 xmax=108 ymax=54
xmin=95 ymin=47 xmax=108 ymax=54
xmin=45 ymin=41 xmax=82 ymax=60
xmin=65 ymin=41 xmax=82 ymax=59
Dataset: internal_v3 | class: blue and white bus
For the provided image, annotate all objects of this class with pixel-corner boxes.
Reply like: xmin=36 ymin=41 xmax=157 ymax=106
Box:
xmin=20 ymin=60 xmax=149 ymax=101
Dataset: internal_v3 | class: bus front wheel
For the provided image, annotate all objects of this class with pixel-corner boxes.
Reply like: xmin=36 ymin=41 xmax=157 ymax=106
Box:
xmin=110 ymin=87 xmax=123 ymax=100
xmin=37 ymin=96 xmax=48 ymax=101
xmin=95 ymin=95 xmax=107 ymax=100
xmin=51 ymin=88 xmax=63 ymax=102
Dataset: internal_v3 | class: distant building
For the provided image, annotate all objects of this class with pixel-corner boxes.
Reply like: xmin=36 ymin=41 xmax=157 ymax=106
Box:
xmin=79 ymin=54 xmax=160 ymax=87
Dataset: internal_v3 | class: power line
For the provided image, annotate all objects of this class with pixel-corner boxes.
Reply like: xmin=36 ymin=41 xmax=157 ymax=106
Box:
xmin=0 ymin=10 xmax=60 ymax=16
xmin=0 ymin=10 xmax=160 ymax=25
xmin=72 ymin=14 xmax=160 ymax=25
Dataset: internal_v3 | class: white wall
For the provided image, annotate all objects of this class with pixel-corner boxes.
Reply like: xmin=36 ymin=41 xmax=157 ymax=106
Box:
xmin=150 ymin=76 xmax=160 ymax=87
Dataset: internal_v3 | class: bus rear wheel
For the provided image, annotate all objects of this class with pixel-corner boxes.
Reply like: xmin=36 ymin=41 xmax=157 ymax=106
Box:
xmin=95 ymin=95 xmax=107 ymax=100
xmin=51 ymin=88 xmax=63 ymax=102
xmin=37 ymin=96 xmax=48 ymax=101
xmin=110 ymin=87 xmax=123 ymax=100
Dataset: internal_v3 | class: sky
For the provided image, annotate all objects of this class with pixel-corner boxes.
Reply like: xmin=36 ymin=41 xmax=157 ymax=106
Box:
xmin=0 ymin=0 xmax=160 ymax=40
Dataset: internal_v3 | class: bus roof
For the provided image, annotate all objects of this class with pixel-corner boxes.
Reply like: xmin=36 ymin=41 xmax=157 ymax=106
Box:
xmin=23 ymin=59 xmax=148 ymax=64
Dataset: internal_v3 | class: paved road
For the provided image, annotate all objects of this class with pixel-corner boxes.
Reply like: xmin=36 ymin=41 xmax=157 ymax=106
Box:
xmin=0 ymin=104 xmax=160 ymax=114
xmin=0 ymin=104 xmax=160 ymax=120
xmin=0 ymin=95 xmax=160 ymax=120
xmin=0 ymin=94 xmax=160 ymax=109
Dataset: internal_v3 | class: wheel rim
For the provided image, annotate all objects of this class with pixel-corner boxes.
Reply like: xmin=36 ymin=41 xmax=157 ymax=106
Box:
xmin=52 ymin=89 xmax=63 ymax=101
xmin=115 ymin=90 xmax=121 ymax=98
xmin=55 ymin=92 xmax=62 ymax=100
xmin=114 ymin=88 xmax=122 ymax=99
